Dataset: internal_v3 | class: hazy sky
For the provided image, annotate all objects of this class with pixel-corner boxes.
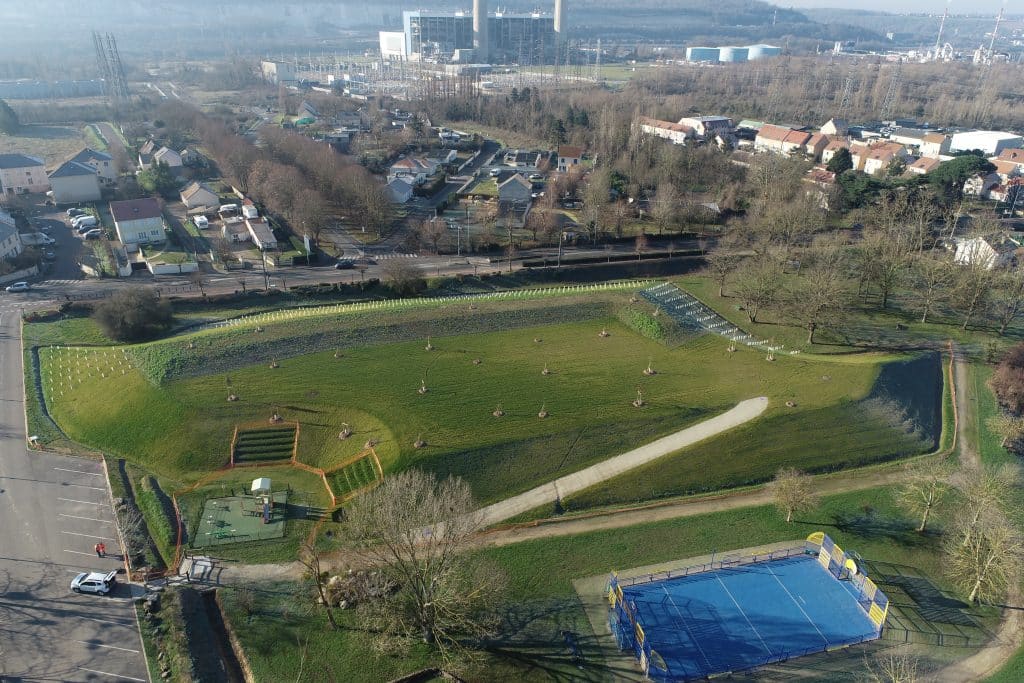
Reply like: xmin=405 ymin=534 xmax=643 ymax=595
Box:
xmin=773 ymin=0 xmax=1011 ymax=13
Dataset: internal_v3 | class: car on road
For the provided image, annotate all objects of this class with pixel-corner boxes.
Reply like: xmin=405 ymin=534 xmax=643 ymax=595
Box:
xmin=66 ymin=208 xmax=87 ymax=218
xmin=4 ymin=282 xmax=30 ymax=293
xmin=43 ymin=250 xmax=57 ymax=261
xmin=529 ymin=173 xmax=543 ymax=180
xmin=489 ymin=168 xmax=501 ymax=177
xmin=335 ymin=259 xmax=355 ymax=269
xmin=70 ymin=570 xmax=117 ymax=595
xmin=83 ymin=228 xmax=103 ymax=240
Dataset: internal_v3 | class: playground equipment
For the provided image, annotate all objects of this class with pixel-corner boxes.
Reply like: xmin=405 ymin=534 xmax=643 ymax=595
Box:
xmin=251 ymin=477 xmax=273 ymax=524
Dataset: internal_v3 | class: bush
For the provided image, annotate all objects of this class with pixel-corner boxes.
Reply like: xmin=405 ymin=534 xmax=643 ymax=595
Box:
xmin=992 ymin=344 xmax=1024 ymax=415
xmin=93 ymin=288 xmax=174 ymax=341
xmin=619 ymin=307 xmax=664 ymax=341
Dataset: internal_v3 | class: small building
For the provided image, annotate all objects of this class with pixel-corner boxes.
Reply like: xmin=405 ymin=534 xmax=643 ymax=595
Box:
xmin=245 ymin=218 xmax=278 ymax=250
xmin=677 ymin=116 xmax=733 ymax=138
xmin=852 ymin=142 xmax=909 ymax=176
xmin=907 ymin=157 xmax=942 ymax=175
xmin=954 ymin=234 xmax=1019 ymax=270
xmin=556 ymin=145 xmax=583 ymax=173
xmin=221 ymin=218 xmax=250 ymax=243
xmin=919 ymin=133 xmax=951 ymax=158
xmin=179 ymin=181 xmax=219 ymax=210
xmin=153 ymin=147 xmax=183 ymax=168
xmin=261 ymin=60 xmax=297 ymax=85
xmin=754 ymin=125 xmax=811 ymax=155
xmin=993 ymin=159 xmax=1024 ymax=180
xmin=0 ymin=153 xmax=49 ymax=195
xmin=67 ymin=148 xmax=116 ymax=186
xmin=389 ymin=157 xmax=435 ymax=185
xmin=242 ymin=204 xmax=259 ymax=220
xmin=0 ymin=208 xmax=23 ymax=260
xmin=804 ymin=133 xmax=829 ymax=161
xmin=637 ymin=117 xmax=694 ymax=145
xmin=503 ymin=149 xmax=543 ymax=167
xmin=48 ymin=160 xmax=101 ymax=204
xmin=964 ymin=172 xmax=1002 ymax=199
xmin=386 ymin=178 xmax=413 ymax=204
xmin=498 ymin=174 xmax=532 ymax=204
xmin=110 ymin=197 xmax=164 ymax=247
xmin=820 ymin=118 xmax=849 ymax=137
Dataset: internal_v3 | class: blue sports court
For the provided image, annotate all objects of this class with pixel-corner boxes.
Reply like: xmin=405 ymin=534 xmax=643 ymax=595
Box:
xmin=608 ymin=536 xmax=888 ymax=682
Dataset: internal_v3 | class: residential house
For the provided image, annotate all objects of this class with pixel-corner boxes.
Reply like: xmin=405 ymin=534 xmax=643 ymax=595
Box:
xmin=0 ymin=208 xmax=23 ymax=260
xmin=0 ymin=153 xmax=49 ymax=195
xmin=907 ymin=157 xmax=942 ymax=175
xmin=67 ymin=148 xmax=116 ymax=186
xmin=888 ymin=127 xmax=934 ymax=148
xmin=637 ymin=117 xmax=694 ymax=145
xmin=989 ymin=178 xmax=1024 ymax=205
xmin=388 ymin=157 xmax=435 ymax=185
xmin=153 ymin=147 xmax=182 ymax=168
xmin=852 ymin=142 xmax=909 ymax=176
xmin=110 ymin=197 xmax=164 ymax=247
xmin=556 ymin=145 xmax=584 ymax=172
xmin=803 ymin=167 xmax=837 ymax=209
xmin=820 ymin=118 xmax=849 ymax=137
xmin=137 ymin=139 xmax=159 ymax=169
xmin=48 ymin=160 xmax=101 ymax=203
xmin=964 ymin=172 xmax=1002 ymax=199
xmin=804 ymin=133 xmax=829 ymax=161
xmin=498 ymin=174 xmax=532 ymax=205
xmin=994 ymin=149 xmax=1024 ymax=180
xmin=954 ymin=234 xmax=1019 ymax=270
xmin=179 ymin=181 xmax=219 ymax=210
xmin=821 ymin=139 xmax=851 ymax=166
xmin=245 ymin=218 xmax=278 ymax=250
xmin=919 ymin=133 xmax=951 ymax=158
xmin=677 ymin=115 xmax=733 ymax=138
xmin=754 ymin=125 xmax=811 ymax=155
xmin=386 ymin=178 xmax=413 ymax=204
xmin=221 ymin=219 xmax=250 ymax=243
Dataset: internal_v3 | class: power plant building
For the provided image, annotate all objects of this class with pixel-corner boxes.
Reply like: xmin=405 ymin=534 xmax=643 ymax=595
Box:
xmin=686 ymin=47 xmax=720 ymax=62
xmin=684 ymin=44 xmax=781 ymax=64
xmin=400 ymin=9 xmax=557 ymax=63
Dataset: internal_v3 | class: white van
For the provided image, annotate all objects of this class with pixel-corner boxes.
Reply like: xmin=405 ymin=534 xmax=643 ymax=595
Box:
xmin=72 ymin=214 xmax=97 ymax=228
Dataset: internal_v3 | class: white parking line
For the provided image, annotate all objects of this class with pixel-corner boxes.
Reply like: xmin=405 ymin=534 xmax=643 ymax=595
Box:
xmin=74 ymin=640 xmax=140 ymax=654
xmin=78 ymin=667 xmax=146 ymax=682
xmin=64 ymin=483 xmax=105 ymax=491
xmin=81 ymin=615 xmax=135 ymax=627
xmin=58 ymin=498 xmax=105 ymax=506
xmin=54 ymin=467 xmax=103 ymax=477
xmin=63 ymin=549 xmax=97 ymax=556
xmin=61 ymin=531 xmax=117 ymax=542
xmin=60 ymin=513 xmax=113 ymax=524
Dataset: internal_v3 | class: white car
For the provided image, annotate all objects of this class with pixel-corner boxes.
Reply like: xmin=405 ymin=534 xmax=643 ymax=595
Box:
xmin=71 ymin=570 xmax=118 ymax=595
xmin=5 ymin=282 xmax=29 ymax=293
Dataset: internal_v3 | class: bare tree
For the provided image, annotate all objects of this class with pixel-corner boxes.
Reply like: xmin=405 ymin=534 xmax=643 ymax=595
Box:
xmin=297 ymin=537 xmax=339 ymax=630
xmin=189 ymin=269 xmax=206 ymax=296
xmin=861 ymin=230 xmax=911 ymax=309
xmin=705 ymin=251 xmax=745 ymax=297
xmin=951 ymin=259 xmax=997 ymax=331
xmin=953 ymin=463 xmax=1019 ymax=547
xmin=634 ymin=232 xmax=648 ymax=261
xmin=416 ymin=218 xmax=447 ymax=254
xmin=986 ymin=414 xmax=1024 ymax=450
xmin=992 ymin=268 xmax=1024 ymax=336
xmin=345 ymin=470 xmax=504 ymax=658
xmin=894 ymin=459 xmax=952 ymax=533
xmin=910 ymin=254 xmax=955 ymax=324
xmin=381 ymin=260 xmax=425 ymax=296
xmin=732 ymin=256 xmax=782 ymax=323
xmin=861 ymin=647 xmax=920 ymax=683
xmin=650 ymin=182 xmax=681 ymax=235
xmin=789 ymin=250 xmax=849 ymax=344
xmin=769 ymin=467 xmax=819 ymax=523
xmin=945 ymin=508 xmax=1020 ymax=603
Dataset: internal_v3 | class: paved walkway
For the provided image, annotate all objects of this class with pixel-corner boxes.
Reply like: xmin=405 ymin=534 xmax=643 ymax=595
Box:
xmin=476 ymin=397 xmax=769 ymax=526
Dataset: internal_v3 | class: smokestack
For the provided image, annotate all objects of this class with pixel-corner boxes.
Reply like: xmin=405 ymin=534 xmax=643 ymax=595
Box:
xmin=554 ymin=0 xmax=566 ymax=40
xmin=474 ymin=0 xmax=489 ymax=62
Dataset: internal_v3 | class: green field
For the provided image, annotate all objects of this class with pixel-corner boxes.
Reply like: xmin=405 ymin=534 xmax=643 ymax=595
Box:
xmin=34 ymin=287 xmax=940 ymax=510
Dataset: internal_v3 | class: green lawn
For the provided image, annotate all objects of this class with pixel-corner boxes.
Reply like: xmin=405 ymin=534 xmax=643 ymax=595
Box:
xmin=222 ymin=485 xmax=994 ymax=682
xmin=33 ymin=286 xmax=941 ymax=514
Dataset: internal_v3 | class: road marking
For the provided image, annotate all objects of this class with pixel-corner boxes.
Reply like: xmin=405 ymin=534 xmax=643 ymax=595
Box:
xmin=78 ymin=667 xmax=146 ymax=682
xmin=60 ymin=513 xmax=112 ymax=524
xmin=54 ymin=467 xmax=102 ymax=476
xmin=61 ymin=531 xmax=117 ymax=541
xmin=58 ymin=497 xmax=105 ymax=506
xmin=80 ymin=615 xmax=135 ymax=627
xmin=63 ymin=549 xmax=97 ymax=556
xmin=64 ymin=483 xmax=106 ymax=491
xmin=74 ymin=640 xmax=140 ymax=654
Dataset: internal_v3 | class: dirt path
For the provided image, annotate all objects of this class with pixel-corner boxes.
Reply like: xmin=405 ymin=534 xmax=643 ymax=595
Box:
xmin=476 ymin=396 xmax=769 ymax=526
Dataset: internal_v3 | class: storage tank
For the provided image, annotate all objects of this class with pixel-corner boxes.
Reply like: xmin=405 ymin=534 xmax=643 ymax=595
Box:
xmin=718 ymin=46 xmax=749 ymax=63
xmin=746 ymin=44 xmax=782 ymax=60
xmin=686 ymin=47 xmax=720 ymax=62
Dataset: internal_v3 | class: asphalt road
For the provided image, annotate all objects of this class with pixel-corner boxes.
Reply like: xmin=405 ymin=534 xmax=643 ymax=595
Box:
xmin=0 ymin=308 xmax=149 ymax=682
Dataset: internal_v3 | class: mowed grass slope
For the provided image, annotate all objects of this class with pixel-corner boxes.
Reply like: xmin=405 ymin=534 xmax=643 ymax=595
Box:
xmin=40 ymin=312 xmax=895 ymax=503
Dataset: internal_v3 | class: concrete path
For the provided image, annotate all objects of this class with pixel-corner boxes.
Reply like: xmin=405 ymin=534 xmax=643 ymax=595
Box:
xmin=476 ymin=397 xmax=769 ymax=526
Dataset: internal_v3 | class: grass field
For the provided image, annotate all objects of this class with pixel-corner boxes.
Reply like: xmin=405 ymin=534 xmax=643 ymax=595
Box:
xmin=220 ymin=485 xmax=993 ymax=682
xmin=34 ymin=286 xmax=940 ymax=511
xmin=0 ymin=124 xmax=84 ymax=165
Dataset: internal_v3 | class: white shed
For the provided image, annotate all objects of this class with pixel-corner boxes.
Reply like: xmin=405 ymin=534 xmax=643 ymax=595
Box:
xmin=251 ymin=477 xmax=272 ymax=495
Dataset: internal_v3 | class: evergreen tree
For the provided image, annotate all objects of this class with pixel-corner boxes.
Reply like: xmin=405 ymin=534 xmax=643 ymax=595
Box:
xmin=137 ymin=161 xmax=179 ymax=197
xmin=825 ymin=147 xmax=853 ymax=174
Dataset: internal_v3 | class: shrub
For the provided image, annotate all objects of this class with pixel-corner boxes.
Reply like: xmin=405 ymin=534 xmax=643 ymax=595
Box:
xmin=619 ymin=307 xmax=664 ymax=341
xmin=991 ymin=343 xmax=1024 ymax=415
xmin=93 ymin=288 xmax=174 ymax=341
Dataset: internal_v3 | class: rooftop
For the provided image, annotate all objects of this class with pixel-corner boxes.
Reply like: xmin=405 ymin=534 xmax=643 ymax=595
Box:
xmin=48 ymin=160 xmax=97 ymax=179
xmin=0 ymin=153 xmax=44 ymax=170
xmin=110 ymin=197 xmax=162 ymax=222
xmin=557 ymin=145 xmax=584 ymax=159
xmin=69 ymin=148 xmax=113 ymax=164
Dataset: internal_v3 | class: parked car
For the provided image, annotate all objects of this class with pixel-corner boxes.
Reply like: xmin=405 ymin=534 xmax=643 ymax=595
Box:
xmin=71 ymin=215 xmax=97 ymax=229
xmin=5 ymin=282 xmax=30 ymax=293
xmin=70 ymin=570 xmax=117 ymax=595
xmin=66 ymin=208 xmax=87 ymax=218
xmin=335 ymin=259 xmax=355 ymax=269
xmin=43 ymin=250 xmax=57 ymax=261
xmin=529 ymin=173 xmax=543 ymax=180
xmin=83 ymin=228 xmax=103 ymax=240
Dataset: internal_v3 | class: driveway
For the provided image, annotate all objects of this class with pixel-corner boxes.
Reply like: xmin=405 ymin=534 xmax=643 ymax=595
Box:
xmin=0 ymin=309 xmax=149 ymax=682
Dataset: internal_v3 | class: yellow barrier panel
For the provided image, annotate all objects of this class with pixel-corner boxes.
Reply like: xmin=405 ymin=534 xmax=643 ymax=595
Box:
xmin=608 ymin=587 xmax=617 ymax=608
xmin=616 ymin=584 xmax=624 ymax=602
xmin=868 ymin=603 xmax=886 ymax=626
xmin=862 ymin=578 xmax=877 ymax=601
xmin=636 ymin=622 xmax=645 ymax=646
xmin=831 ymin=545 xmax=845 ymax=564
xmin=818 ymin=546 xmax=831 ymax=570
xmin=806 ymin=531 xmax=825 ymax=546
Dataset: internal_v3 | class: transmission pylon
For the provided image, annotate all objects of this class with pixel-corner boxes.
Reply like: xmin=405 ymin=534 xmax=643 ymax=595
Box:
xmin=878 ymin=58 xmax=902 ymax=122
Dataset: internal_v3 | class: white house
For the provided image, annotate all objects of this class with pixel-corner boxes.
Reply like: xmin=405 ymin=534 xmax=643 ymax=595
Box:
xmin=820 ymin=118 xmax=849 ymax=137
xmin=907 ymin=157 xmax=942 ymax=175
xmin=67 ymin=148 xmax=116 ymax=186
xmin=110 ymin=197 xmax=164 ymax=247
xmin=388 ymin=157 xmax=435 ymax=185
xmin=677 ymin=115 xmax=732 ymax=138
xmin=153 ymin=147 xmax=183 ymax=168
xmin=245 ymin=218 xmax=278 ymax=250
xmin=180 ymin=181 xmax=219 ymax=210
xmin=0 ymin=153 xmax=49 ymax=195
xmin=386 ymin=178 xmax=413 ymax=204
xmin=821 ymin=139 xmax=851 ymax=166
xmin=498 ymin=174 xmax=532 ymax=204
xmin=954 ymin=234 xmax=1019 ymax=270
xmin=637 ymin=117 xmax=694 ymax=145
xmin=919 ymin=133 xmax=951 ymax=158
xmin=852 ymin=142 xmax=909 ymax=176
xmin=48 ymin=160 xmax=101 ymax=204
xmin=0 ymin=208 xmax=23 ymax=260
xmin=964 ymin=172 xmax=1002 ymax=199
xmin=754 ymin=125 xmax=811 ymax=155
xmin=557 ymin=145 xmax=584 ymax=173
